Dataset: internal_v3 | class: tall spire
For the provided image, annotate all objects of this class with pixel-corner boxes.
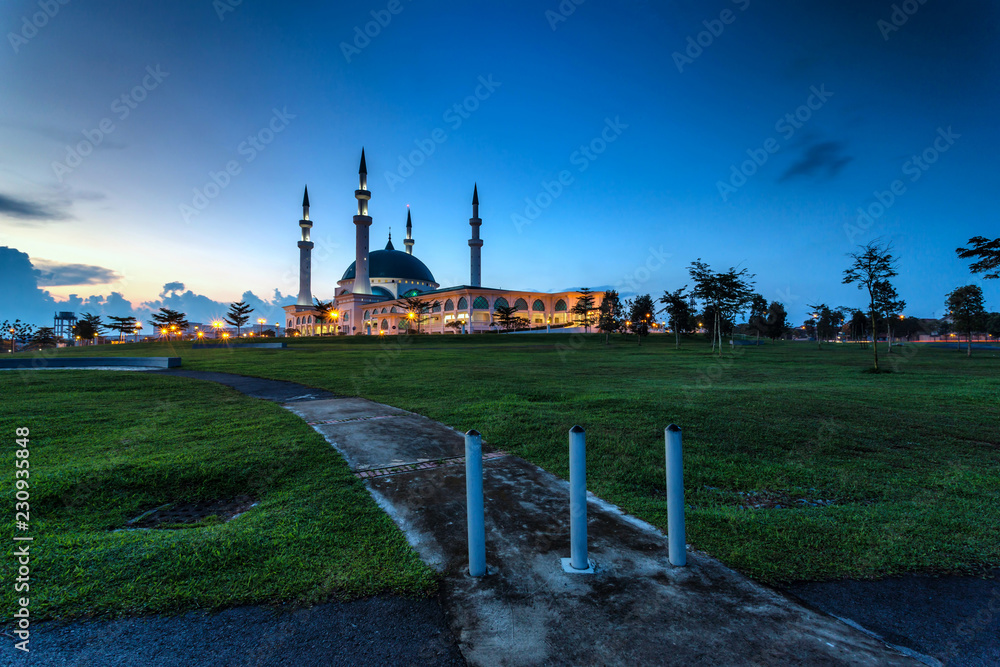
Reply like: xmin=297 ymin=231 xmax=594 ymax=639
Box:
xmin=353 ymin=148 xmax=373 ymax=294
xmin=296 ymin=185 xmax=315 ymax=306
xmin=469 ymin=183 xmax=483 ymax=287
xmin=404 ymin=207 xmax=414 ymax=255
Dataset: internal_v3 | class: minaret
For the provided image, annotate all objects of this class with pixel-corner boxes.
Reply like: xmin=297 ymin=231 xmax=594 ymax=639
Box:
xmin=404 ymin=207 xmax=414 ymax=255
xmin=353 ymin=149 xmax=373 ymax=295
xmin=296 ymin=185 xmax=314 ymax=306
xmin=468 ymin=183 xmax=483 ymax=287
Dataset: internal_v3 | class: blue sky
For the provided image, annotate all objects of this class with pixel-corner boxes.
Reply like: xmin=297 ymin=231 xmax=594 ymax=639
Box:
xmin=1 ymin=0 xmax=997 ymax=326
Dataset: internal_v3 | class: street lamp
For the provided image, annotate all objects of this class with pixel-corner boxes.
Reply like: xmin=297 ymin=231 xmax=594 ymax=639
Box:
xmin=212 ymin=321 xmax=222 ymax=339
xmin=222 ymin=332 xmax=230 ymax=341
xmin=9 ymin=327 xmax=15 ymax=354
xmin=257 ymin=317 xmax=265 ymax=336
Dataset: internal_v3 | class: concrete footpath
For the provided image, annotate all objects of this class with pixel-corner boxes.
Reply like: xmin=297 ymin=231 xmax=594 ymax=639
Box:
xmin=283 ymin=395 xmax=929 ymax=666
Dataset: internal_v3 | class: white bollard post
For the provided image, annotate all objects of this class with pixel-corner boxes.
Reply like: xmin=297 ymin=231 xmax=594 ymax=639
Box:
xmin=665 ymin=424 xmax=687 ymax=567
xmin=562 ymin=425 xmax=594 ymax=573
xmin=465 ymin=429 xmax=486 ymax=577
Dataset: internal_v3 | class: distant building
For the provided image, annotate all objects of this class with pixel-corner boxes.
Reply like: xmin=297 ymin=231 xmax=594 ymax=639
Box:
xmin=283 ymin=150 xmax=585 ymax=335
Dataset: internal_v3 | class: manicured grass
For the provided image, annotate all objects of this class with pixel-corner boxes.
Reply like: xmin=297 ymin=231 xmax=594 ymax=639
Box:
xmin=10 ymin=335 xmax=1000 ymax=587
xmin=0 ymin=371 xmax=435 ymax=621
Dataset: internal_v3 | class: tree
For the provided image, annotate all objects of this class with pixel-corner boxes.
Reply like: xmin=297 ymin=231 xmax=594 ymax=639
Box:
xmin=871 ymin=281 xmax=905 ymax=354
xmin=29 ymin=327 xmax=58 ymax=349
xmin=689 ymin=260 xmax=756 ymax=356
xmin=396 ymin=295 xmax=440 ymax=334
xmin=659 ymin=287 xmax=690 ymax=350
xmin=842 ymin=241 xmax=899 ymax=371
xmin=985 ymin=312 xmax=1000 ymax=340
xmin=494 ymin=304 xmax=521 ymax=331
xmin=628 ymin=294 xmax=655 ymax=346
xmin=150 ymin=308 xmax=190 ymax=340
xmin=569 ymin=287 xmax=596 ymax=333
xmin=945 ymin=285 xmax=986 ymax=357
xmin=597 ymin=290 xmax=624 ymax=344
xmin=2 ymin=319 xmax=35 ymax=353
xmin=312 ymin=299 xmax=338 ymax=335
xmin=225 ymin=300 xmax=254 ymax=337
xmin=764 ymin=301 xmax=788 ymax=340
xmin=106 ymin=315 xmax=139 ymax=342
xmin=73 ymin=312 xmax=104 ymax=345
xmin=957 ymin=236 xmax=1000 ymax=280
xmin=806 ymin=303 xmax=844 ymax=349
xmin=747 ymin=294 xmax=768 ymax=346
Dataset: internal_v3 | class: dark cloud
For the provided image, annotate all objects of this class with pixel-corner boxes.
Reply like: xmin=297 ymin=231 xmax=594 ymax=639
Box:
xmin=32 ymin=258 xmax=121 ymax=286
xmin=778 ymin=141 xmax=852 ymax=182
xmin=160 ymin=282 xmax=185 ymax=295
xmin=0 ymin=193 xmax=66 ymax=221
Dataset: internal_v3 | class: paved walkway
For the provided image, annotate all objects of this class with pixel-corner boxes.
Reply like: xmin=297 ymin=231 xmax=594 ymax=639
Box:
xmin=281 ymin=395 xmax=928 ymax=666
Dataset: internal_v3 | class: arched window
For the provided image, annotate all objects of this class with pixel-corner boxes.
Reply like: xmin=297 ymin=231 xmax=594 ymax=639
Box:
xmin=473 ymin=296 xmax=489 ymax=309
xmin=432 ymin=303 xmax=441 ymax=312
xmin=494 ymin=297 xmax=509 ymax=309
xmin=343 ymin=311 xmax=350 ymax=322
xmin=514 ymin=298 xmax=528 ymax=311
xmin=381 ymin=307 xmax=387 ymax=314
xmin=296 ymin=316 xmax=301 ymax=324
xmin=363 ymin=310 xmax=370 ymax=319
xmin=390 ymin=306 xmax=397 ymax=313
xmin=381 ymin=319 xmax=389 ymax=330
xmin=445 ymin=299 xmax=454 ymax=311
xmin=404 ymin=289 xmax=420 ymax=297
xmin=458 ymin=297 xmax=468 ymax=309
xmin=555 ymin=299 xmax=567 ymax=311
xmin=308 ymin=315 xmax=313 ymax=323
xmin=533 ymin=299 xmax=545 ymax=311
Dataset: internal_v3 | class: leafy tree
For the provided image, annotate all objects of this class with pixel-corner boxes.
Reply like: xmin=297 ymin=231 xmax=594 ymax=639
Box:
xmin=2 ymin=319 xmax=34 ymax=353
xmin=846 ymin=309 xmax=868 ymax=345
xmin=628 ymin=294 xmax=655 ymax=346
xmin=312 ymin=299 xmax=338 ymax=335
xmin=689 ymin=260 xmax=756 ymax=356
xmin=597 ymin=290 xmax=624 ymax=344
xmin=569 ymin=287 xmax=596 ymax=333
xmin=73 ymin=312 xmax=104 ymax=345
xmin=494 ymin=304 xmax=521 ymax=331
xmin=106 ymin=315 xmax=139 ymax=342
xmin=806 ymin=303 xmax=844 ymax=348
xmin=946 ymin=285 xmax=986 ymax=357
xmin=746 ymin=294 xmax=768 ymax=346
xmin=150 ymin=308 xmax=190 ymax=340
xmin=30 ymin=327 xmax=58 ymax=349
xmin=842 ymin=241 xmax=899 ymax=371
xmin=956 ymin=236 xmax=1000 ymax=280
xmin=396 ymin=295 xmax=440 ymax=334
xmin=985 ymin=312 xmax=1000 ymax=340
xmin=872 ymin=281 xmax=905 ymax=354
xmin=659 ymin=287 xmax=690 ymax=349
xmin=764 ymin=301 xmax=788 ymax=340
xmin=225 ymin=301 xmax=254 ymax=337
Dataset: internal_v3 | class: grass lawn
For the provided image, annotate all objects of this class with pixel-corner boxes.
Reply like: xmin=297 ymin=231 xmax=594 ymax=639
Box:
xmin=6 ymin=334 xmax=1000 ymax=605
xmin=0 ymin=371 xmax=435 ymax=621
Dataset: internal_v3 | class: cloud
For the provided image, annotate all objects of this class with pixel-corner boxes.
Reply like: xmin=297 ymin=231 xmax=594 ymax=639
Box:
xmin=0 ymin=120 xmax=127 ymax=150
xmin=160 ymin=282 xmax=185 ymax=295
xmin=31 ymin=258 xmax=121 ymax=286
xmin=0 ymin=193 xmax=66 ymax=221
xmin=778 ymin=141 xmax=852 ymax=182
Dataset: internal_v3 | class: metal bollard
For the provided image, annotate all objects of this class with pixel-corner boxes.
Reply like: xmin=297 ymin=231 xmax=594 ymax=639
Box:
xmin=665 ymin=424 xmax=687 ymax=566
xmin=465 ymin=429 xmax=486 ymax=577
xmin=562 ymin=425 xmax=594 ymax=573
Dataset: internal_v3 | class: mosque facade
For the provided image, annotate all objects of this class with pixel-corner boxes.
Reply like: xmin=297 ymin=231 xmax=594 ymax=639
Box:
xmin=283 ymin=150 xmax=587 ymax=335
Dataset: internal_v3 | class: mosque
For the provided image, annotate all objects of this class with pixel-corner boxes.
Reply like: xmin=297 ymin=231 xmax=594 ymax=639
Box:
xmin=283 ymin=150 xmax=588 ymax=336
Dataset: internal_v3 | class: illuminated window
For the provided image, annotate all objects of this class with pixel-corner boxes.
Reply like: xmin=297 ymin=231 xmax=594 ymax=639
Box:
xmin=445 ymin=299 xmax=454 ymax=311
xmin=533 ymin=299 xmax=545 ymax=311
xmin=514 ymin=298 xmax=528 ymax=311
xmin=473 ymin=296 xmax=489 ymax=309
xmin=458 ymin=297 xmax=468 ymax=309
xmin=555 ymin=299 xmax=567 ymax=311
xmin=494 ymin=297 xmax=509 ymax=309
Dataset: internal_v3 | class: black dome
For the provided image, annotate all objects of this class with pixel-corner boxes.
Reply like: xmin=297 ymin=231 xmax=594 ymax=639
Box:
xmin=342 ymin=248 xmax=436 ymax=284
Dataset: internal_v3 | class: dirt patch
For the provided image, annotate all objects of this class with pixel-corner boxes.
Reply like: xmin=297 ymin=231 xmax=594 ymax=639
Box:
xmin=124 ymin=497 xmax=258 ymax=529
